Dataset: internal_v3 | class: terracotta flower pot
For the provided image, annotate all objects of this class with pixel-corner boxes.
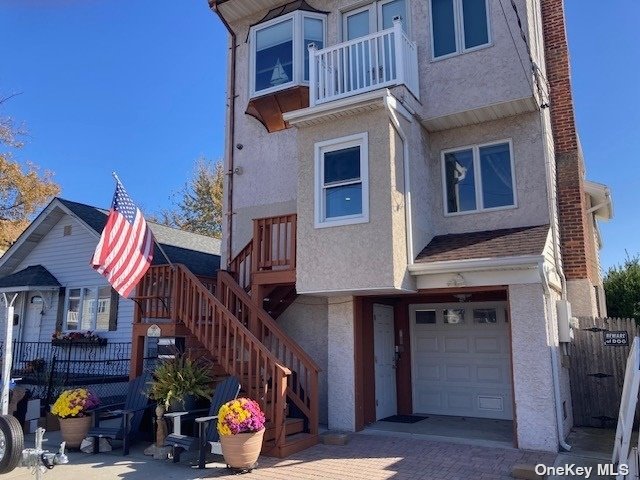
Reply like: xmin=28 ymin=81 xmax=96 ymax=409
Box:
xmin=220 ymin=429 xmax=265 ymax=469
xmin=59 ymin=416 xmax=92 ymax=449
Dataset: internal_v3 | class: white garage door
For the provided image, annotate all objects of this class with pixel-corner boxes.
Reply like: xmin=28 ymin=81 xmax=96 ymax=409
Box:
xmin=410 ymin=302 xmax=513 ymax=420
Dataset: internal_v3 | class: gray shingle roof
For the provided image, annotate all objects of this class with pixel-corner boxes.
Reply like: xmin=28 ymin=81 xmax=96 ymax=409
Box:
xmin=0 ymin=265 xmax=61 ymax=289
xmin=416 ymin=225 xmax=550 ymax=263
xmin=57 ymin=198 xmax=221 ymax=275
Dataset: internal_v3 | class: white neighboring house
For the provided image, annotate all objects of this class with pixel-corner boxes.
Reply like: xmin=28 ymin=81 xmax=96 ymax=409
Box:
xmin=0 ymin=197 xmax=221 ymax=370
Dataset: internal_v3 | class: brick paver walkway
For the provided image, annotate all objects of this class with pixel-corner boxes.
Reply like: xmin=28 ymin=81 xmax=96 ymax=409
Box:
xmin=211 ymin=434 xmax=556 ymax=480
xmin=5 ymin=432 xmax=556 ymax=479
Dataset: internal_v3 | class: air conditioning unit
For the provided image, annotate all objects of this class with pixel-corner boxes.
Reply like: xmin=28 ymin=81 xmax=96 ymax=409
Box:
xmin=556 ymin=299 xmax=575 ymax=343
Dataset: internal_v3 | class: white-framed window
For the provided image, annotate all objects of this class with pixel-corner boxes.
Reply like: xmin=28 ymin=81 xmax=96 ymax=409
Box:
xmin=441 ymin=139 xmax=517 ymax=215
xmin=314 ymin=132 xmax=369 ymax=228
xmin=430 ymin=0 xmax=491 ymax=59
xmin=63 ymin=285 xmax=115 ymax=332
xmin=249 ymin=11 xmax=327 ymax=98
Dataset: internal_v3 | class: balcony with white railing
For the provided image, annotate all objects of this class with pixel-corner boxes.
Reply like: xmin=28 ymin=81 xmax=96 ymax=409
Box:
xmin=308 ymin=19 xmax=419 ymax=107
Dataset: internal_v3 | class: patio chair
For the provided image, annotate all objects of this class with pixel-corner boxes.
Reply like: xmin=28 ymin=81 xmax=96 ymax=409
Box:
xmin=163 ymin=376 xmax=240 ymax=467
xmin=87 ymin=372 xmax=154 ymax=455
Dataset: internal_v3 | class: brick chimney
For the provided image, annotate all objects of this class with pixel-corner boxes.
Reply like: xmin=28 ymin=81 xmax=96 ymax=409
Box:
xmin=541 ymin=0 xmax=596 ymax=285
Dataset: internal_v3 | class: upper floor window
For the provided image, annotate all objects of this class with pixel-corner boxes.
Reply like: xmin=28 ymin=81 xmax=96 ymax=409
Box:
xmin=64 ymin=285 xmax=117 ymax=331
xmin=343 ymin=0 xmax=408 ymax=40
xmin=250 ymin=11 xmax=326 ymax=98
xmin=431 ymin=0 xmax=490 ymax=59
xmin=315 ymin=133 xmax=369 ymax=228
xmin=442 ymin=140 xmax=516 ymax=215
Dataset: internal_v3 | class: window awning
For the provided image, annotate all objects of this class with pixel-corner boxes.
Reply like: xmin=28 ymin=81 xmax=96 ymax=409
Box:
xmin=252 ymin=1 xmax=328 ymax=28
xmin=0 ymin=265 xmax=61 ymax=293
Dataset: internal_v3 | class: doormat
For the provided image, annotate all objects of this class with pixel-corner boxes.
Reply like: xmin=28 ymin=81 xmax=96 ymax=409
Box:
xmin=380 ymin=415 xmax=428 ymax=424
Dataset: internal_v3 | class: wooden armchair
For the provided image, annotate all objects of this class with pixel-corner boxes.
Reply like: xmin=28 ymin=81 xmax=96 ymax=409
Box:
xmin=88 ymin=373 xmax=153 ymax=455
xmin=163 ymin=376 xmax=240 ymax=467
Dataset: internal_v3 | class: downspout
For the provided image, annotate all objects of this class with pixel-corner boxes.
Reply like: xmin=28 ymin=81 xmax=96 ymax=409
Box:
xmin=384 ymin=93 xmax=414 ymax=266
xmin=540 ymin=83 xmax=571 ymax=450
xmin=211 ymin=2 xmax=237 ymax=268
xmin=539 ymin=262 xmax=572 ymax=452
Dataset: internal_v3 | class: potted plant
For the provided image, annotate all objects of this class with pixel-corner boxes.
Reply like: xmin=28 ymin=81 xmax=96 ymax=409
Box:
xmin=146 ymin=355 xmax=211 ymax=412
xmin=217 ymin=398 xmax=266 ymax=470
xmin=51 ymin=388 xmax=100 ymax=449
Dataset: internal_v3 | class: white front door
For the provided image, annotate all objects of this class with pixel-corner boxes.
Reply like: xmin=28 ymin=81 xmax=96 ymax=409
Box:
xmin=410 ymin=302 xmax=513 ymax=420
xmin=22 ymin=295 xmax=43 ymax=343
xmin=373 ymin=304 xmax=397 ymax=420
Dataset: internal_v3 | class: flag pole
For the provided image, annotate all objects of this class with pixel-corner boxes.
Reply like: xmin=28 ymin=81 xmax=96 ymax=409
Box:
xmin=111 ymin=171 xmax=174 ymax=267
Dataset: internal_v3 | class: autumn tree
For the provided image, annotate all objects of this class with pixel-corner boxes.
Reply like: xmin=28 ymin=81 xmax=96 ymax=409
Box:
xmin=604 ymin=253 xmax=640 ymax=320
xmin=0 ymin=95 xmax=60 ymax=251
xmin=156 ymin=158 xmax=224 ymax=239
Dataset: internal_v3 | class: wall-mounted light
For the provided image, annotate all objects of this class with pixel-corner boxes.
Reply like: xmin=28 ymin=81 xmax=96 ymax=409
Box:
xmin=447 ymin=273 xmax=466 ymax=287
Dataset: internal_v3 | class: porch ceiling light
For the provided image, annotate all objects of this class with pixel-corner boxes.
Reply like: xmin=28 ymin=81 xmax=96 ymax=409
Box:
xmin=453 ymin=293 xmax=471 ymax=302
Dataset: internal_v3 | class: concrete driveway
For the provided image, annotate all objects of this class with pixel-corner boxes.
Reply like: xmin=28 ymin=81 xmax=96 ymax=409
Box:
xmin=4 ymin=430 xmax=555 ymax=480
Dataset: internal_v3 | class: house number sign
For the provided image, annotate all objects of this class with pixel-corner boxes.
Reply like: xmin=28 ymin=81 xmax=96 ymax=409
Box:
xmin=147 ymin=324 xmax=161 ymax=338
xmin=604 ymin=331 xmax=629 ymax=346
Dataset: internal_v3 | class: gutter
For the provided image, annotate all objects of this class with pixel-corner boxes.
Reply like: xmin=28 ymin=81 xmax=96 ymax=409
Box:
xmin=384 ymin=92 xmax=414 ymax=266
xmin=408 ymin=255 xmax=544 ymax=275
xmin=211 ymin=2 xmax=237 ymax=268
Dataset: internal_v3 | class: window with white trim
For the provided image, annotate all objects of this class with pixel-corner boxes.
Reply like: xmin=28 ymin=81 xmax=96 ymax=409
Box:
xmin=315 ymin=133 xmax=369 ymax=228
xmin=430 ymin=0 xmax=490 ymax=59
xmin=64 ymin=286 xmax=116 ymax=331
xmin=442 ymin=140 xmax=516 ymax=215
xmin=249 ymin=11 xmax=326 ymax=97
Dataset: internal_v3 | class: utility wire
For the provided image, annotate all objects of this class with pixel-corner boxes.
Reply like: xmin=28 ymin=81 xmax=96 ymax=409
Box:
xmin=498 ymin=0 xmax=549 ymax=108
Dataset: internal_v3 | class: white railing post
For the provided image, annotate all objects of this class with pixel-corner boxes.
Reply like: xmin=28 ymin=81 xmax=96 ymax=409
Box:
xmin=308 ymin=43 xmax=317 ymax=107
xmin=393 ymin=17 xmax=404 ymax=85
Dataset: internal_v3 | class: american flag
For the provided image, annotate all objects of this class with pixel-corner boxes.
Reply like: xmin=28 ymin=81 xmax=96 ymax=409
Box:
xmin=91 ymin=178 xmax=155 ymax=297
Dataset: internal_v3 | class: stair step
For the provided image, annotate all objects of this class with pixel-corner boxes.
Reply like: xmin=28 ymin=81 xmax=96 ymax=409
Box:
xmin=262 ymin=432 xmax=318 ymax=458
xmin=263 ymin=417 xmax=305 ymax=442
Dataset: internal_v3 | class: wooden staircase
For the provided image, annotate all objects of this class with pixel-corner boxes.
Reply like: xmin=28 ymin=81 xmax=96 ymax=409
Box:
xmin=130 ymin=214 xmax=319 ymax=457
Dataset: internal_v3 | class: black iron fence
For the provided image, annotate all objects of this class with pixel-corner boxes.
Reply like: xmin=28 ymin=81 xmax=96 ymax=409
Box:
xmin=0 ymin=341 xmax=132 ymax=408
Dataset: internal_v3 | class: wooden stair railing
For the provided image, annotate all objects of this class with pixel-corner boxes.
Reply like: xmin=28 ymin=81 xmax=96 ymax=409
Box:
xmin=134 ymin=266 xmax=217 ymax=322
xmin=229 ymin=214 xmax=297 ymax=291
xmin=253 ymin=214 xmax=297 ymax=273
xmin=229 ymin=240 xmax=253 ymax=291
xmin=145 ymin=263 xmax=292 ymax=450
xmin=217 ymin=270 xmax=320 ymax=435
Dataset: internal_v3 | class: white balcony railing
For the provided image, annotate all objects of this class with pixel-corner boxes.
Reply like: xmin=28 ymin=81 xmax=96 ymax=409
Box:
xmin=308 ymin=19 xmax=419 ymax=107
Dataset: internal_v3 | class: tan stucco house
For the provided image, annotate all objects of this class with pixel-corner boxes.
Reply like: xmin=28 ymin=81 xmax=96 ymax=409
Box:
xmin=54 ymin=0 xmax=613 ymax=459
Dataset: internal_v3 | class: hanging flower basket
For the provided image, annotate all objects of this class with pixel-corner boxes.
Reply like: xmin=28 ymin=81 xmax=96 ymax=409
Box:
xmin=52 ymin=331 xmax=107 ymax=346
xmin=52 ymin=338 xmax=107 ymax=346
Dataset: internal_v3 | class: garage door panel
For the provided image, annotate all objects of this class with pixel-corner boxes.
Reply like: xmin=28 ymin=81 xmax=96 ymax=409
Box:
xmin=476 ymin=365 xmax=506 ymax=383
xmin=416 ymin=364 xmax=441 ymax=381
xmin=416 ymin=336 xmax=439 ymax=353
xmin=415 ymin=390 xmax=443 ymax=411
xmin=447 ymin=392 xmax=475 ymax=410
xmin=444 ymin=336 xmax=470 ymax=353
xmin=445 ymin=365 xmax=472 ymax=382
xmin=474 ymin=336 xmax=502 ymax=353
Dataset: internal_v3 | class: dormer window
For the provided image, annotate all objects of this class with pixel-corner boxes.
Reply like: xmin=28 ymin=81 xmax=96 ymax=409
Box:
xmin=250 ymin=9 xmax=327 ymax=98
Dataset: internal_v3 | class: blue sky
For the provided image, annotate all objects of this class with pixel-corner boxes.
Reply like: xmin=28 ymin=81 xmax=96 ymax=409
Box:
xmin=0 ymin=0 xmax=638 ymax=270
